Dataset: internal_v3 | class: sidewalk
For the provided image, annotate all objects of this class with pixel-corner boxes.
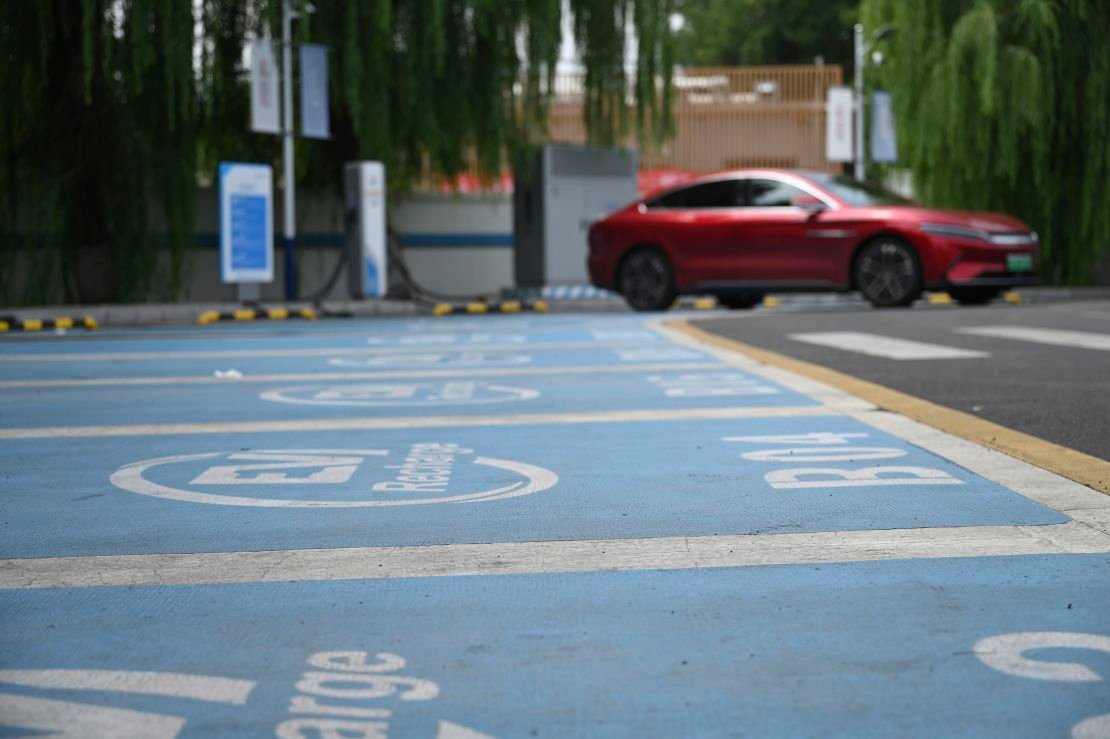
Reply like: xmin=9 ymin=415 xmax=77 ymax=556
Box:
xmin=0 ymin=299 xmax=421 ymax=329
xmin=2 ymin=286 xmax=1109 ymax=329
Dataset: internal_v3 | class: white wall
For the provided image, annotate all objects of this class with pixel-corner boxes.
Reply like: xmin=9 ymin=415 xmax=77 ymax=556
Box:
xmin=185 ymin=188 xmax=514 ymax=301
xmin=3 ymin=189 xmax=516 ymax=306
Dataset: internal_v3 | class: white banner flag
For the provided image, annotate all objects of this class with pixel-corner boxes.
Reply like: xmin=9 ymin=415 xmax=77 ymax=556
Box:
xmin=250 ymin=40 xmax=280 ymax=134
xmin=871 ymin=90 xmax=898 ymax=163
xmin=826 ymin=86 xmax=854 ymax=163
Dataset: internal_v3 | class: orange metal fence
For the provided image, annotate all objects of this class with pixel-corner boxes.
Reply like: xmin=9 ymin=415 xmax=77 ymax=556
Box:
xmin=545 ymin=64 xmax=843 ymax=173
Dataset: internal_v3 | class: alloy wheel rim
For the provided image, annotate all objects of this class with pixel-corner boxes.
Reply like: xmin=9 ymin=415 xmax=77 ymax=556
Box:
xmin=858 ymin=242 xmax=916 ymax=303
xmin=622 ymin=253 xmax=669 ymax=306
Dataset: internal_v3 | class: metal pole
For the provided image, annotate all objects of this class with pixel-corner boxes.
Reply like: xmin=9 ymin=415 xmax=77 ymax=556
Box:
xmin=853 ymin=23 xmax=866 ymax=181
xmin=281 ymin=0 xmax=297 ymax=300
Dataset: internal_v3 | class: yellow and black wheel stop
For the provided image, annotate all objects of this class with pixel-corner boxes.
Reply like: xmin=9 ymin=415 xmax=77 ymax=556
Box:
xmin=0 ymin=316 xmax=97 ymax=332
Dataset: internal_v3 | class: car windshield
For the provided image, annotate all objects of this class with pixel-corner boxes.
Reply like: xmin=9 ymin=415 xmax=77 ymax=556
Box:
xmin=803 ymin=172 xmax=914 ymax=206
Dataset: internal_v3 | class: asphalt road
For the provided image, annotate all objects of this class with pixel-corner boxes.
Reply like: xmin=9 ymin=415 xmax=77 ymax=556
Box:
xmin=1 ymin=310 xmax=1108 ymax=737
xmin=694 ymin=300 xmax=1110 ymax=460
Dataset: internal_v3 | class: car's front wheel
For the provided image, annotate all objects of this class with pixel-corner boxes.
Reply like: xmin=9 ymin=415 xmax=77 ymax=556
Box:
xmin=854 ymin=238 xmax=923 ymax=308
xmin=618 ymin=249 xmax=676 ymax=312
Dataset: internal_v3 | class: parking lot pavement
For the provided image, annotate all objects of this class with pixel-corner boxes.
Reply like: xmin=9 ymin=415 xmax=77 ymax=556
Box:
xmin=4 ymin=555 xmax=1109 ymax=738
xmin=689 ymin=300 xmax=1110 ymax=461
xmin=2 ymin=311 xmax=1109 ymax=737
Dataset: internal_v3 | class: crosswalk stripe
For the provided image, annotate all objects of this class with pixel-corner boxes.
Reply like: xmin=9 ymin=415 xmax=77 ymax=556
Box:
xmin=788 ymin=332 xmax=989 ymax=360
xmin=956 ymin=326 xmax=1110 ymax=352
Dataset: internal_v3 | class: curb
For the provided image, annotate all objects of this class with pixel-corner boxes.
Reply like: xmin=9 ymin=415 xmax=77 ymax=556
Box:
xmin=431 ymin=300 xmax=550 ymax=316
xmin=0 ymin=300 xmax=420 ymax=329
xmin=0 ymin=315 xmax=98 ymax=332
xmin=2 ymin=287 xmax=1107 ymax=329
xmin=197 ymin=307 xmax=319 ymax=325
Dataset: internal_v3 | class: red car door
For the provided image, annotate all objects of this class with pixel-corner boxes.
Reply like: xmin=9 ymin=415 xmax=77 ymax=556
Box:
xmin=644 ymin=178 xmax=752 ymax=285
xmin=738 ymin=177 xmax=854 ymax=285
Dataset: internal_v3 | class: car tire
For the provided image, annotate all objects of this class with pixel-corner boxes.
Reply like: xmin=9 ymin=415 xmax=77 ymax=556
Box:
xmin=717 ymin=294 xmax=763 ymax=310
xmin=618 ymin=249 xmax=676 ymax=312
xmin=854 ymin=237 xmax=923 ymax=308
xmin=948 ymin=287 xmax=1001 ymax=305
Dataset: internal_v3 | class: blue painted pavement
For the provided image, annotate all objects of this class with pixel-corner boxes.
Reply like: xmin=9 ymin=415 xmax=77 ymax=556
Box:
xmin=0 ymin=344 xmax=723 ymax=382
xmin=2 ymin=555 xmax=1108 ymax=737
xmin=0 ymin=323 xmax=668 ymax=358
xmin=0 ymin=417 xmax=1065 ymax=558
xmin=0 ymin=367 xmax=811 ymax=427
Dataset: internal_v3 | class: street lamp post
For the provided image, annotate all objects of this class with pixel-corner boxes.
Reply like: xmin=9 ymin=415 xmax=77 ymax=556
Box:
xmin=853 ymin=23 xmax=896 ymax=181
xmin=281 ymin=0 xmax=296 ymax=301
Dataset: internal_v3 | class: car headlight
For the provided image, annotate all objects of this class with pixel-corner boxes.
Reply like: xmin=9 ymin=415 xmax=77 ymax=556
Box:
xmin=920 ymin=223 xmax=989 ymax=241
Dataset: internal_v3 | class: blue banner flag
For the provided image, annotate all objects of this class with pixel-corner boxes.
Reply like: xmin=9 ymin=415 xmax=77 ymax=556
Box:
xmin=871 ymin=90 xmax=898 ymax=163
xmin=299 ymin=44 xmax=330 ymax=139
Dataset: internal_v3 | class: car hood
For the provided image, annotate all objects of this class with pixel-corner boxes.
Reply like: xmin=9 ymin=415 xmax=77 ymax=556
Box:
xmin=886 ymin=207 xmax=1032 ymax=234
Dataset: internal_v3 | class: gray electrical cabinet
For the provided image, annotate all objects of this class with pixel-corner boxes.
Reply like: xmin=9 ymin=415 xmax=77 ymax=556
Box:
xmin=514 ymin=143 xmax=639 ymax=287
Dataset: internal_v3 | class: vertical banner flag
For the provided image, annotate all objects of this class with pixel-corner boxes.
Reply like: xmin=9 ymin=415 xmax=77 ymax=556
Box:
xmin=219 ymin=163 xmax=274 ymax=284
xmin=299 ymin=44 xmax=330 ymax=139
xmin=826 ymin=86 xmax=854 ymax=162
xmin=871 ymin=90 xmax=898 ymax=163
xmin=250 ymin=41 xmax=280 ymax=134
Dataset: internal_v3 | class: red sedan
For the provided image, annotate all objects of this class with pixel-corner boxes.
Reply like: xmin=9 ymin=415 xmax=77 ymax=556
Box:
xmin=587 ymin=169 xmax=1039 ymax=311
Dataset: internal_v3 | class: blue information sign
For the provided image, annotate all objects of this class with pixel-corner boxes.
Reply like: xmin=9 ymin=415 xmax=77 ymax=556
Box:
xmin=219 ymin=163 xmax=274 ymax=283
xmin=229 ymin=194 xmax=268 ymax=270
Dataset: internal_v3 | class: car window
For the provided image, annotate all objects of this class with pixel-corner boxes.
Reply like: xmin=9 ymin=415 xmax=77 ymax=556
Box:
xmin=747 ymin=179 xmax=809 ymax=207
xmin=648 ymin=179 xmax=743 ymax=209
xmin=801 ymin=171 xmax=913 ymax=206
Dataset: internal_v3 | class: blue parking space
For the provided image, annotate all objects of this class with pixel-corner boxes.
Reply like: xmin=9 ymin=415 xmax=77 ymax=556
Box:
xmin=0 ymin=344 xmax=722 ymax=381
xmin=0 ymin=367 xmax=811 ymax=427
xmin=0 ymin=416 xmax=1064 ymax=558
xmin=2 ymin=554 xmax=1107 ymax=738
xmin=0 ymin=323 xmax=668 ymax=358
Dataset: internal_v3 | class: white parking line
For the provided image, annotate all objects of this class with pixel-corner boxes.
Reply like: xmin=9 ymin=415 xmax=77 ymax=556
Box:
xmin=789 ymin=331 xmax=989 ymax=360
xmin=0 ymin=405 xmax=835 ymax=440
xmin=3 ymin=521 xmax=1107 ymax=589
xmin=956 ymin=326 xmax=1110 ymax=352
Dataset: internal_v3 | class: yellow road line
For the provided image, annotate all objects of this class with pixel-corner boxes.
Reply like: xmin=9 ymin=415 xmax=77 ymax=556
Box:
xmin=669 ymin=319 xmax=1110 ymax=496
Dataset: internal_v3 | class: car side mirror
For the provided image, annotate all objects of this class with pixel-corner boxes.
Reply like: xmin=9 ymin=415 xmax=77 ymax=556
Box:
xmin=791 ymin=195 xmax=827 ymax=219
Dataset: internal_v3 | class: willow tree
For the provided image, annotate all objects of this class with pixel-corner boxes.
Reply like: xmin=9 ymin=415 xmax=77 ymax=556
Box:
xmin=860 ymin=0 xmax=1110 ymax=284
xmin=1 ymin=0 xmax=675 ymax=305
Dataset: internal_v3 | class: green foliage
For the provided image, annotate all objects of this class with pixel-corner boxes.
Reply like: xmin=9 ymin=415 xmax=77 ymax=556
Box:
xmin=674 ymin=0 xmax=857 ymax=69
xmin=861 ymin=0 xmax=1110 ymax=283
xmin=1 ymin=0 xmax=200 ymax=303
xmin=1 ymin=0 xmax=674 ymax=304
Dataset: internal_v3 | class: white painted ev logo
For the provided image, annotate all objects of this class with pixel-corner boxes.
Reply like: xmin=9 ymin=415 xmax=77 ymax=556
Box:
xmin=110 ymin=446 xmax=558 ymax=507
xmin=260 ymin=381 xmax=539 ymax=406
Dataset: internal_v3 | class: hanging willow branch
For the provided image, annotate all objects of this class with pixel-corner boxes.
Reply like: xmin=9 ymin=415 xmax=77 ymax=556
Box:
xmin=861 ymin=0 xmax=1110 ymax=284
xmin=1 ymin=0 xmax=675 ymax=304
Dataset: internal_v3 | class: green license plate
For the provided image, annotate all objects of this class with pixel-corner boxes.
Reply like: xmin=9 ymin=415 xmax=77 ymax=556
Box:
xmin=1007 ymin=253 xmax=1033 ymax=272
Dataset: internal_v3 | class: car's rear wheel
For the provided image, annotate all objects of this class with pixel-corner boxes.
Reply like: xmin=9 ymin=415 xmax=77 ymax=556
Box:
xmin=618 ymin=249 xmax=676 ymax=312
xmin=948 ymin=287 xmax=1001 ymax=305
xmin=717 ymin=294 xmax=763 ymax=310
xmin=854 ymin=238 xmax=923 ymax=308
